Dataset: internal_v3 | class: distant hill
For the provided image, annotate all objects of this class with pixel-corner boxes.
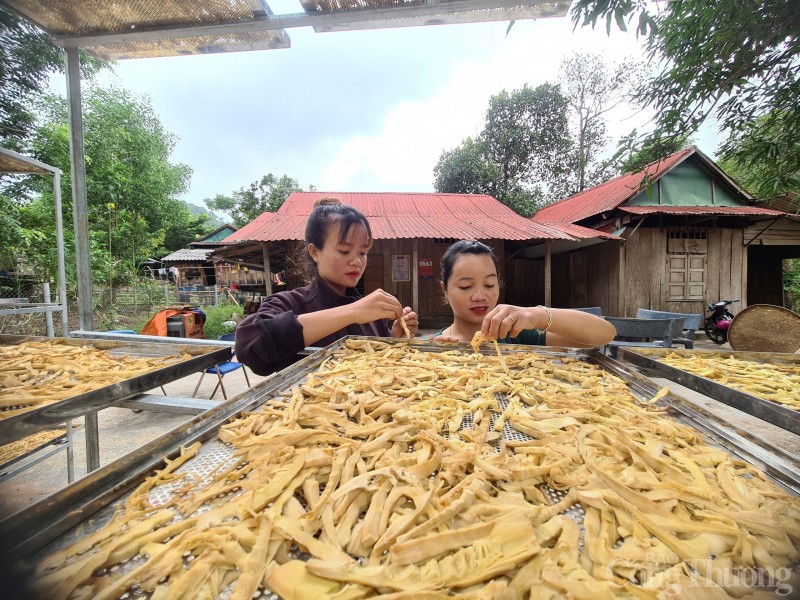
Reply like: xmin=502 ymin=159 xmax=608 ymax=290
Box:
xmin=186 ymin=203 xmax=224 ymax=229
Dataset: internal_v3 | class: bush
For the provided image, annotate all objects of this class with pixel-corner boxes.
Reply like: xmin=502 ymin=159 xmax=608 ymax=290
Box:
xmin=203 ymin=301 xmax=244 ymax=340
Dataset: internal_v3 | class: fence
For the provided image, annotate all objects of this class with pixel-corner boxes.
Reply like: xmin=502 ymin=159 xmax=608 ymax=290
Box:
xmin=0 ymin=277 xmax=255 ymax=337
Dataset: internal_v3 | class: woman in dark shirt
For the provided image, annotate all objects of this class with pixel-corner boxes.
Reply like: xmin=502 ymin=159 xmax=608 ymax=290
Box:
xmin=236 ymin=199 xmax=418 ymax=375
xmin=434 ymin=240 xmax=615 ymax=348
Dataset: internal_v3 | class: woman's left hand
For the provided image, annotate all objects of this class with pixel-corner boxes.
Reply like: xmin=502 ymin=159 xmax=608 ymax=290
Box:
xmin=482 ymin=304 xmax=536 ymax=340
xmin=391 ymin=307 xmax=419 ymax=338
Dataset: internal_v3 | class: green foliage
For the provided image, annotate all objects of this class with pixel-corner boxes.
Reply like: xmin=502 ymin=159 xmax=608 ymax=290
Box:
xmin=8 ymin=86 xmax=193 ymax=283
xmin=481 ymin=83 xmax=571 ymax=201
xmin=433 ymin=137 xmax=499 ymax=196
xmin=0 ymin=6 xmax=106 ymax=149
xmin=206 ymin=174 xmax=305 ymax=227
xmin=612 ymin=130 xmax=692 ymax=175
xmin=572 ymin=0 xmax=800 ymax=198
xmin=203 ymin=302 xmax=244 ymax=340
xmin=718 ymin=111 xmax=800 ymax=200
xmin=434 ymin=84 xmax=571 ymax=215
xmin=784 ymin=259 xmax=800 ymax=313
xmin=162 ymin=205 xmax=212 ymax=253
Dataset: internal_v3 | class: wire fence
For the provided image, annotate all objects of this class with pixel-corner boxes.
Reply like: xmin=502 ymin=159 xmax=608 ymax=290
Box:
xmin=0 ymin=277 xmax=250 ymax=337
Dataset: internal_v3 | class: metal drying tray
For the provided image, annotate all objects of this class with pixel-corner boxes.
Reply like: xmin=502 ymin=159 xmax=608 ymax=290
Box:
xmin=4 ymin=336 xmax=799 ymax=567
xmin=618 ymin=346 xmax=800 ymax=436
xmin=0 ymin=334 xmax=231 ymax=445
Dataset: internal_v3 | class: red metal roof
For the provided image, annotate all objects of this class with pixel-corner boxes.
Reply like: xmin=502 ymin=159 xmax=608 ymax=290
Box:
xmin=532 ymin=148 xmax=695 ymax=224
xmin=619 ymin=206 xmax=790 ymax=217
xmin=224 ymin=192 xmax=581 ymax=243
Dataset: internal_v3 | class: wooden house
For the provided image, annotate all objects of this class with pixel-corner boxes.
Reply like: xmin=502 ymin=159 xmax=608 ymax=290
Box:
xmin=162 ymin=224 xmax=266 ymax=289
xmin=526 ymin=147 xmax=800 ymax=316
xmin=211 ymin=192 xmax=602 ymax=324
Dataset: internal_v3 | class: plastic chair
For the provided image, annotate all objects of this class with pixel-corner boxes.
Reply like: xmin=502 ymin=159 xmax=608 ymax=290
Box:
xmin=109 ymin=330 xmax=167 ymax=399
xmin=192 ymin=333 xmax=250 ymax=400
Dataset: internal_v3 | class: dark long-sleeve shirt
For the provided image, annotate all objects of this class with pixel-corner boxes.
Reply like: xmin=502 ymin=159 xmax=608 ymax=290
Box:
xmin=235 ymin=277 xmax=391 ymax=375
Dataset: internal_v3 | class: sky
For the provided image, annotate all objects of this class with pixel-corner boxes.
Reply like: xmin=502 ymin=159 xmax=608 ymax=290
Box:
xmin=58 ymin=3 xmax=724 ymax=211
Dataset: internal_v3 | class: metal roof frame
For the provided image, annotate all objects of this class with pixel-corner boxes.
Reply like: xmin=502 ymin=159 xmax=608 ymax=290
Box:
xmin=2 ymin=1 xmax=571 ymax=60
xmin=2 ymin=0 xmax=573 ymax=328
xmin=0 ymin=147 xmax=69 ymax=336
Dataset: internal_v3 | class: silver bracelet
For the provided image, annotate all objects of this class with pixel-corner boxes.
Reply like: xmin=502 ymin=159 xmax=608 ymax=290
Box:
xmin=535 ymin=305 xmax=552 ymax=333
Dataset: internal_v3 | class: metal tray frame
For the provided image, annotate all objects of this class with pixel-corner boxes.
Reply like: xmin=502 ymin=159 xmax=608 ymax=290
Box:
xmin=2 ymin=336 xmax=798 ymax=562
xmin=0 ymin=335 xmax=231 ymax=445
xmin=618 ymin=346 xmax=800 ymax=436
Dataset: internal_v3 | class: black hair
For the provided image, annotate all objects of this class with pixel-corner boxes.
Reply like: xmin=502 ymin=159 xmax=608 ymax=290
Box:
xmin=440 ymin=240 xmax=497 ymax=286
xmin=305 ymin=198 xmax=372 ymax=272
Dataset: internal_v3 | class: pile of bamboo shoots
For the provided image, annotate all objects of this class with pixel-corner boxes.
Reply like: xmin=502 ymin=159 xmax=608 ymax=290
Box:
xmin=659 ymin=352 xmax=800 ymax=410
xmin=31 ymin=340 xmax=800 ymax=599
xmin=0 ymin=341 xmax=190 ymax=419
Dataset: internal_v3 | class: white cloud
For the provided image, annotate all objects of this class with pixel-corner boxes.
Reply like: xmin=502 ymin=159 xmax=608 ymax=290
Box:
xmin=319 ymin=18 xmax=651 ymax=191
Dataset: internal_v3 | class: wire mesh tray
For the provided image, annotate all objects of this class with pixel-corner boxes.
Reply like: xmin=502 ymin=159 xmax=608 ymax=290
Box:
xmin=0 ymin=334 xmax=231 ymax=445
xmin=9 ymin=337 xmax=800 ymax=599
xmin=619 ymin=346 xmax=800 ymax=436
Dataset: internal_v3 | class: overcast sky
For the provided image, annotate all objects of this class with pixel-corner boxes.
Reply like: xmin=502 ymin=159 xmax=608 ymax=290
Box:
xmin=60 ymin=6 xmax=723 ymax=210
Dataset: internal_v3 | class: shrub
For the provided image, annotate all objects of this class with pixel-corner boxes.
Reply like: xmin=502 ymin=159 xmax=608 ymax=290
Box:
xmin=203 ymin=301 xmax=244 ymax=340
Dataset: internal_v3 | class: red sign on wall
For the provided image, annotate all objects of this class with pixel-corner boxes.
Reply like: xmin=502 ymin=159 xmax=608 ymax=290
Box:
xmin=419 ymin=258 xmax=433 ymax=279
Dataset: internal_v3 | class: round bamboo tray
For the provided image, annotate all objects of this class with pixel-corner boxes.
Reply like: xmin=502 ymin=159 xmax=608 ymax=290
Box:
xmin=727 ymin=304 xmax=800 ymax=353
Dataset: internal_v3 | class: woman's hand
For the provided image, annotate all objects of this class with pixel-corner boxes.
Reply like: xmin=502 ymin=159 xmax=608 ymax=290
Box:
xmin=351 ymin=289 xmax=404 ymax=324
xmin=391 ymin=307 xmax=419 ymax=338
xmin=481 ymin=304 xmax=543 ymax=340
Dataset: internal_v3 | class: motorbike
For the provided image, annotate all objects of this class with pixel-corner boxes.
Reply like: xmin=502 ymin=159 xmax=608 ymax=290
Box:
xmin=704 ymin=300 xmax=737 ymax=344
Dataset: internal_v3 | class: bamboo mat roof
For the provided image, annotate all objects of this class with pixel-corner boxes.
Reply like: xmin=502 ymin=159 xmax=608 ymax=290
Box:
xmin=2 ymin=0 xmax=571 ymax=60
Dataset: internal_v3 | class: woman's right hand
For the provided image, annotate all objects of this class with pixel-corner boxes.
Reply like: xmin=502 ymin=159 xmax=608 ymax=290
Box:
xmin=351 ymin=289 xmax=403 ymax=324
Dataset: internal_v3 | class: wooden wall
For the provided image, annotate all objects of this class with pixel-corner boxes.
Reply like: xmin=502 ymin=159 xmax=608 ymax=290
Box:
xmin=507 ymin=241 xmax=620 ymax=314
xmin=367 ymin=239 xmax=505 ymax=323
xmin=744 ymin=218 xmax=800 ymax=247
xmin=620 ymin=226 xmax=745 ymax=316
xmin=510 ymin=226 xmax=753 ymax=317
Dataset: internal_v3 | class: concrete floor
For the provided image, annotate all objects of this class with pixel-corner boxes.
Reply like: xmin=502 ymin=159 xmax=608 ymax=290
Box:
xmin=1 ymin=332 xmax=796 ymax=520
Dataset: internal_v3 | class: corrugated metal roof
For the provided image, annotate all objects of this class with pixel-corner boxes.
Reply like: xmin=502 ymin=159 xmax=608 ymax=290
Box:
xmin=619 ymin=206 xmax=790 ymax=217
xmin=6 ymin=0 xmax=571 ymax=61
xmin=161 ymin=248 xmax=214 ymax=262
xmin=0 ymin=147 xmax=59 ymax=175
xmin=532 ymin=148 xmax=695 ymax=224
xmin=224 ymin=192 xmax=578 ymax=242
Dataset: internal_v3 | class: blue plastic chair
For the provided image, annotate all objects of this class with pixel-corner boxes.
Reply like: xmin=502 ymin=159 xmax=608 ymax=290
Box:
xmin=192 ymin=333 xmax=250 ymax=400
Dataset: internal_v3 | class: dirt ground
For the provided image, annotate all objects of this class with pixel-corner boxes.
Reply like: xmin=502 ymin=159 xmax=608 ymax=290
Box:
xmin=2 ymin=332 xmax=795 ymax=520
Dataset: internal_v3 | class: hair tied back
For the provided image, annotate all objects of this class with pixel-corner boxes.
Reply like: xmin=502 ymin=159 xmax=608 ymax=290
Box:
xmin=314 ymin=197 xmax=342 ymax=208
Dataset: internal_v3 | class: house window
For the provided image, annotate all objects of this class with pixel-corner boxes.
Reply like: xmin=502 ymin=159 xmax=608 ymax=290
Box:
xmin=666 ymin=228 xmax=707 ymax=300
xmin=433 ymin=238 xmax=458 ymax=245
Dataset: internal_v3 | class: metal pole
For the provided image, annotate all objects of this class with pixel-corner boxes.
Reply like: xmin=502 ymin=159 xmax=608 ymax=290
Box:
xmin=261 ymin=242 xmax=272 ymax=296
xmin=84 ymin=411 xmax=100 ymax=472
xmin=54 ymin=171 xmax=69 ymax=336
xmin=65 ymin=47 xmax=93 ymax=331
xmin=43 ymin=282 xmax=54 ymax=337
xmin=66 ymin=419 xmax=75 ymax=483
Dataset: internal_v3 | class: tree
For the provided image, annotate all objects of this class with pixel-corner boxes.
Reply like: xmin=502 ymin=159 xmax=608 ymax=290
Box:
xmin=612 ymin=129 xmax=692 ymax=175
xmin=481 ymin=83 xmax=572 ymax=202
xmin=162 ymin=206 xmax=212 ymax=253
xmin=206 ymin=174 xmax=305 ymax=227
xmin=11 ymin=85 xmax=193 ymax=281
xmin=717 ymin=111 xmax=800 ymax=201
xmin=0 ymin=6 xmax=105 ymax=150
xmin=570 ymin=0 xmax=800 ymax=199
xmin=433 ymin=137 xmax=499 ymax=196
xmin=556 ymin=51 xmax=640 ymax=197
